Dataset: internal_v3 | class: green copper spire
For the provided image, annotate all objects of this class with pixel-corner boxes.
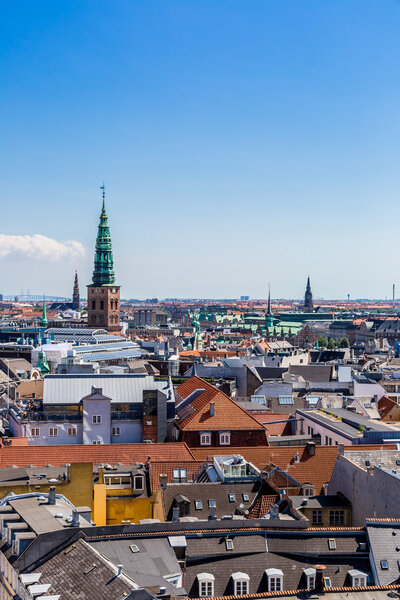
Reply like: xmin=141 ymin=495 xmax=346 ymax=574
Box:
xmin=92 ymin=184 xmax=116 ymax=286
xmin=40 ymin=295 xmax=48 ymax=327
xmin=265 ymin=284 xmax=274 ymax=329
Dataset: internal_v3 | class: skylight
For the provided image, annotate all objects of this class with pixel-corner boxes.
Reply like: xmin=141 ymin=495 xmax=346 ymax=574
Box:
xmin=229 ymin=493 xmax=235 ymax=502
xmin=225 ymin=539 xmax=234 ymax=551
xmin=130 ymin=544 xmax=140 ymax=553
xmin=381 ymin=560 xmax=389 ymax=570
xmin=209 ymin=499 xmax=216 ymax=508
xmin=328 ymin=539 xmax=336 ymax=550
xmin=195 ymin=500 xmax=203 ymax=510
xmin=242 ymin=493 xmax=249 ymax=502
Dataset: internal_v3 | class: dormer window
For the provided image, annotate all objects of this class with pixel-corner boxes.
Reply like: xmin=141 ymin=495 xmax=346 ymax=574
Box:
xmin=232 ymin=572 xmax=249 ymax=595
xmin=220 ymin=432 xmax=231 ymax=445
xmin=349 ymin=570 xmax=368 ymax=587
xmin=200 ymin=433 xmax=211 ymax=446
xmin=197 ymin=573 xmax=214 ymax=597
xmin=209 ymin=499 xmax=216 ymax=508
xmin=265 ymin=568 xmax=283 ymax=592
xmin=173 ymin=468 xmax=187 ymax=483
xmin=303 ymin=568 xmax=316 ymax=589
xmin=302 ymin=484 xmax=315 ymax=496
xmin=133 ymin=475 xmax=144 ymax=491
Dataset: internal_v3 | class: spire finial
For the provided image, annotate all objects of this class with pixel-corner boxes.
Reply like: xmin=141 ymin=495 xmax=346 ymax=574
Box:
xmin=100 ymin=182 xmax=106 ymax=211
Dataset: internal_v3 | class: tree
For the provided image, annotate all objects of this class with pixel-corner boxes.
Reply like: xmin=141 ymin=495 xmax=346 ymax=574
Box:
xmin=327 ymin=337 xmax=335 ymax=349
xmin=339 ymin=337 xmax=350 ymax=348
xmin=318 ymin=336 xmax=328 ymax=348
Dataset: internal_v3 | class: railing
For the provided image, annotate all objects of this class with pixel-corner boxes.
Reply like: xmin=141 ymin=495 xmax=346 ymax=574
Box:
xmin=111 ymin=411 xmax=140 ymax=421
xmin=10 ymin=409 xmax=81 ymax=422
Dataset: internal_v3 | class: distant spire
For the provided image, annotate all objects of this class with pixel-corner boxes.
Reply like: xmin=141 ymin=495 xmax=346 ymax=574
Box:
xmin=267 ymin=284 xmax=272 ymax=315
xmin=304 ymin=276 xmax=314 ymax=313
xmin=40 ymin=295 xmax=48 ymax=327
xmin=72 ymin=270 xmax=80 ymax=309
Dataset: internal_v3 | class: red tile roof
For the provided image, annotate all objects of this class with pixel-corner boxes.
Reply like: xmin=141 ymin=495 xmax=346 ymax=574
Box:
xmin=0 ymin=443 xmax=195 ymax=468
xmin=249 ymin=413 xmax=292 ymax=436
xmin=175 ymin=377 xmax=267 ymax=432
xmin=378 ymin=395 xmax=399 ymax=419
xmin=191 ymin=444 xmax=394 ymax=495
xmin=149 ymin=460 xmax=204 ymax=492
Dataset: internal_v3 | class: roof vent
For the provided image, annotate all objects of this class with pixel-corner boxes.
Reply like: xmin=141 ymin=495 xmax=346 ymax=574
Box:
xmin=116 ymin=564 xmax=123 ymax=577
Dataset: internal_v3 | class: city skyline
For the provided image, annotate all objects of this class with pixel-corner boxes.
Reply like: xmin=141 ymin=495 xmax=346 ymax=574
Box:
xmin=2 ymin=1 xmax=400 ymax=297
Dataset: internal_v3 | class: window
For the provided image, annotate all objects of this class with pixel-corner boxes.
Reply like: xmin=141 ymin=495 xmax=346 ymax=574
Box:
xmin=266 ymin=569 xmax=283 ymax=592
xmin=112 ymin=426 xmax=120 ymax=436
xmin=92 ymin=440 xmax=102 ymax=445
xmin=308 ymin=576 xmax=315 ymax=589
xmin=100 ymin=300 xmax=104 ymax=310
xmin=381 ymin=560 xmax=389 ymax=570
xmin=49 ymin=427 xmax=58 ymax=437
xmin=328 ymin=538 xmax=336 ymax=550
xmin=278 ymin=396 xmax=294 ymax=405
xmin=353 ymin=576 xmax=367 ymax=587
xmin=198 ymin=574 xmax=214 ymax=597
xmin=173 ymin=468 xmax=187 ymax=483
xmin=200 ymin=433 xmax=211 ymax=445
xmin=225 ymin=539 xmax=234 ymax=551
xmin=208 ymin=499 xmax=216 ymax=508
xmin=195 ymin=500 xmax=203 ymax=510
xmin=229 ymin=493 xmax=235 ymax=502
xmin=329 ymin=510 xmax=345 ymax=526
xmin=312 ymin=510 xmax=322 ymax=525
xmin=92 ymin=415 xmax=102 ymax=424
xmin=134 ymin=476 xmax=144 ymax=491
xmin=91 ymin=300 xmax=96 ymax=309
xmin=220 ymin=432 xmax=231 ymax=445
xmin=129 ymin=544 xmax=140 ymax=553
xmin=242 ymin=493 xmax=249 ymax=502
xmin=269 ymin=577 xmax=282 ymax=592
xmin=67 ymin=427 xmax=76 ymax=437
xmin=31 ymin=428 xmax=40 ymax=437
xmin=232 ymin=574 xmax=250 ymax=595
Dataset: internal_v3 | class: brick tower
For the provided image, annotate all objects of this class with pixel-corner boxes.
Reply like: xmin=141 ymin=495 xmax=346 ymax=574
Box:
xmin=87 ymin=186 xmax=121 ymax=333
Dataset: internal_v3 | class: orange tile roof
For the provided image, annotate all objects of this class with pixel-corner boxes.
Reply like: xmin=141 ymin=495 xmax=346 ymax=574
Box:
xmin=248 ymin=413 xmax=292 ymax=436
xmin=0 ymin=443 xmax=195 ymax=468
xmin=176 ymin=377 xmax=266 ymax=432
xmin=149 ymin=460 xmax=204 ymax=492
xmin=191 ymin=444 xmax=395 ymax=494
xmin=378 ymin=395 xmax=398 ymax=419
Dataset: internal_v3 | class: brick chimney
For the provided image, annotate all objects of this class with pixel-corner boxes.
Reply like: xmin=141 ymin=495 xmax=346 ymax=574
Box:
xmin=209 ymin=401 xmax=215 ymax=417
xmin=306 ymin=441 xmax=316 ymax=456
xmin=313 ymin=564 xmax=326 ymax=592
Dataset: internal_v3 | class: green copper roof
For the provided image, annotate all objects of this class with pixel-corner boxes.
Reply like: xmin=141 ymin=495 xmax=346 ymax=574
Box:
xmin=36 ymin=350 xmax=50 ymax=374
xmin=92 ymin=191 xmax=116 ymax=286
xmin=40 ymin=297 xmax=48 ymax=327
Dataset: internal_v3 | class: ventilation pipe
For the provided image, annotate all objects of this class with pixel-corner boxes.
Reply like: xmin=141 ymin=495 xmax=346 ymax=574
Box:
xmin=71 ymin=510 xmax=80 ymax=527
xmin=48 ymin=486 xmax=56 ymax=505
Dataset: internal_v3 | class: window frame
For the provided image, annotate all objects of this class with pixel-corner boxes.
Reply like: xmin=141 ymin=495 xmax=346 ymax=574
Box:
xmin=92 ymin=415 xmax=102 ymax=424
xmin=200 ymin=433 xmax=211 ymax=446
xmin=67 ymin=426 xmax=76 ymax=437
xmin=112 ymin=426 xmax=121 ymax=436
xmin=269 ymin=577 xmax=282 ymax=592
xmin=31 ymin=427 xmax=40 ymax=437
xmin=329 ymin=509 xmax=345 ymax=526
xmin=312 ymin=509 xmax=322 ymax=525
xmin=219 ymin=432 xmax=231 ymax=445
xmin=49 ymin=427 xmax=58 ymax=437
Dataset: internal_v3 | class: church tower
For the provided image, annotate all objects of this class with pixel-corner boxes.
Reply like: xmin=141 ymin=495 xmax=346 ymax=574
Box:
xmin=265 ymin=284 xmax=274 ymax=329
xmin=87 ymin=186 xmax=121 ymax=333
xmin=72 ymin=270 xmax=80 ymax=310
xmin=304 ymin=276 xmax=314 ymax=313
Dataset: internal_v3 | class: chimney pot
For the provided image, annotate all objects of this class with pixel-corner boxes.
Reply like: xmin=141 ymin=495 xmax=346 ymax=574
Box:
xmin=313 ymin=564 xmax=326 ymax=592
xmin=71 ymin=509 xmax=80 ymax=527
xmin=48 ymin=486 xmax=56 ymax=505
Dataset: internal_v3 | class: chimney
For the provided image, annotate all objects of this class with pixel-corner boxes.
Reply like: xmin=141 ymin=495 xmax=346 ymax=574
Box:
xmin=71 ymin=510 xmax=80 ymax=527
xmin=172 ymin=507 xmax=180 ymax=522
xmin=159 ymin=474 xmax=168 ymax=491
xmin=306 ymin=441 xmax=316 ymax=456
xmin=159 ymin=586 xmax=167 ymax=596
xmin=209 ymin=401 xmax=215 ymax=417
xmin=322 ymin=483 xmax=329 ymax=496
xmin=270 ymin=504 xmax=279 ymax=520
xmin=208 ymin=507 xmax=217 ymax=520
xmin=313 ymin=564 xmax=326 ymax=592
xmin=337 ymin=443 xmax=344 ymax=457
xmin=48 ymin=486 xmax=56 ymax=505
xmin=116 ymin=564 xmax=123 ymax=577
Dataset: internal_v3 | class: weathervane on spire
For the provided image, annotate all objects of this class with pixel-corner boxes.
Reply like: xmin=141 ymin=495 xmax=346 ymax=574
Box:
xmin=100 ymin=182 xmax=106 ymax=210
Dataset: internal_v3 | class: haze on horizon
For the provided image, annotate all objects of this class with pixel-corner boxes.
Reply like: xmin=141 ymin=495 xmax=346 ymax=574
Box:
xmin=1 ymin=0 xmax=400 ymax=300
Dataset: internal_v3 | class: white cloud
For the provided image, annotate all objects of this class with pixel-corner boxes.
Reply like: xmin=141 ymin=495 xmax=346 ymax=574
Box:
xmin=0 ymin=234 xmax=86 ymax=262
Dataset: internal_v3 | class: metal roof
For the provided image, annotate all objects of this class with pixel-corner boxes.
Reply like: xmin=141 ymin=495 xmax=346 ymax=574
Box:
xmin=43 ymin=374 xmax=172 ymax=405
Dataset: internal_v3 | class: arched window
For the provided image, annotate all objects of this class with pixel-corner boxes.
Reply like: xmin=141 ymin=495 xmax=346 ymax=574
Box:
xmin=232 ymin=573 xmax=250 ymax=595
xmin=265 ymin=569 xmax=283 ymax=592
xmin=304 ymin=568 xmax=316 ymax=589
xmin=197 ymin=573 xmax=214 ymax=597
xmin=200 ymin=433 xmax=211 ymax=446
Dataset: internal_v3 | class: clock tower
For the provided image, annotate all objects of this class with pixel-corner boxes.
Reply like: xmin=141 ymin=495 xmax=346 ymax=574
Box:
xmin=87 ymin=186 xmax=121 ymax=333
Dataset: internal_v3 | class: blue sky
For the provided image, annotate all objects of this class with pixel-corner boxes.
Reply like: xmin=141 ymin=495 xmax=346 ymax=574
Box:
xmin=1 ymin=0 xmax=400 ymax=299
